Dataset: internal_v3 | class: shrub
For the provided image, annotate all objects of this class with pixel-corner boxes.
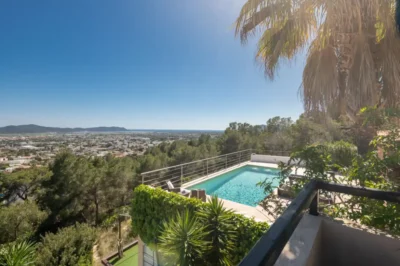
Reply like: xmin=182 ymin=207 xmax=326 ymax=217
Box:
xmin=131 ymin=185 xmax=269 ymax=264
xmin=326 ymin=140 xmax=358 ymax=167
xmin=36 ymin=223 xmax=97 ymax=266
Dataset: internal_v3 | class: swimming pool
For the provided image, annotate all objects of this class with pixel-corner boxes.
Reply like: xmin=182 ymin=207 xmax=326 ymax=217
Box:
xmin=188 ymin=165 xmax=280 ymax=207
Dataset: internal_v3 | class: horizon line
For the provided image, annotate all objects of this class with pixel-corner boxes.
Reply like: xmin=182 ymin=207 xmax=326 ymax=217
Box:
xmin=0 ymin=124 xmax=225 ymax=132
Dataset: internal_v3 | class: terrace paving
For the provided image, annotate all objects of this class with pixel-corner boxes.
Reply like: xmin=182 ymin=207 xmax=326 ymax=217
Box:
xmin=217 ymin=196 xmax=274 ymax=223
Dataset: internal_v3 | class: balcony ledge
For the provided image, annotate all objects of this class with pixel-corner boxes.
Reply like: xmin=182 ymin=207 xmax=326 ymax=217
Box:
xmin=275 ymin=214 xmax=400 ymax=266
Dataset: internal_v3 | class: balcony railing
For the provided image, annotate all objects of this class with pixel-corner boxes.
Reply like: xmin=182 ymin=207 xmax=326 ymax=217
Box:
xmin=240 ymin=180 xmax=400 ymax=266
xmin=140 ymin=149 xmax=252 ymax=189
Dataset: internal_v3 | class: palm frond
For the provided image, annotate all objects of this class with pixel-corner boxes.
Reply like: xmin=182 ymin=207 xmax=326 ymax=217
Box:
xmin=235 ymin=0 xmax=292 ymax=43
xmin=256 ymin=2 xmax=317 ymax=79
xmin=377 ymin=0 xmax=396 ymax=30
xmin=380 ymin=28 xmax=400 ymax=107
xmin=347 ymin=35 xmax=377 ymax=112
xmin=397 ymin=0 xmax=400 ymax=32
xmin=302 ymin=34 xmax=338 ymax=113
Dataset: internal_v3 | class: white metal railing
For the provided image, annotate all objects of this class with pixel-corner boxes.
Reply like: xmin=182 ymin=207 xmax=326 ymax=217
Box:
xmin=140 ymin=149 xmax=252 ymax=188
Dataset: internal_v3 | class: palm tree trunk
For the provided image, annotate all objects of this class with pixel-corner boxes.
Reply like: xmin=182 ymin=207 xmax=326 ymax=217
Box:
xmin=336 ymin=28 xmax=355 ymax=119
xmin=338 ymin=69 xmax=348 ymax=117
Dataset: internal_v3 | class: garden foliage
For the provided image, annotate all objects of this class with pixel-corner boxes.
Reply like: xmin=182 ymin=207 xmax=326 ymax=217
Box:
xmin=131 ymin=185 xmax=269 ymax=264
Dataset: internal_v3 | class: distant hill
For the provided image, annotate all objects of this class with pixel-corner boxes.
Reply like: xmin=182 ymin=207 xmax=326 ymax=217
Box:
xmin=0 ymin=124 xmax=128 ymax=134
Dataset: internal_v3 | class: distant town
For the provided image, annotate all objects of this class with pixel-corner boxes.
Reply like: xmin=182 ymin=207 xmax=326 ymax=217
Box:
xmin=0 ymin=125 xmax=223 ymax=173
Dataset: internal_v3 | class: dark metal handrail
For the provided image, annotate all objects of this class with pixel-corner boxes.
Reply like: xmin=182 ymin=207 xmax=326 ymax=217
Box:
xmin=239 ymin=180 xmax=400 ymax=266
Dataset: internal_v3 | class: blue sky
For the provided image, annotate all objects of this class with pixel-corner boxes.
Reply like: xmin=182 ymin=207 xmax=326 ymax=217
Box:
xmin=0 ymin=0 xmax=304 ymax=130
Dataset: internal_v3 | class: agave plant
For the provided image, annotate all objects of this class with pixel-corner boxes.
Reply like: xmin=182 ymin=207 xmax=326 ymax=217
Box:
xmin=159 ymin=210 xmax=210 ymax=266
xmin=0 ymin=241 xmax=36 ymax=266
xmin=196 ymin=196 xmax=237 ymax=266
xmin=235 ymin=0 xmax=400 ymax=120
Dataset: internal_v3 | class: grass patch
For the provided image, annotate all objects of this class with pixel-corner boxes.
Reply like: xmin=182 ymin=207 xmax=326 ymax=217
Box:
xmin=109 ymin=245 xmax=139 ymax=266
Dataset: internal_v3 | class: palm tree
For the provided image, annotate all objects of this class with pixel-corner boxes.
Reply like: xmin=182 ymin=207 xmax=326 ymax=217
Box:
xmin=235 ymin=0 xmax=400 ymax=121
xmin=0 ymin=241 xmax=36 ymax=266
xmin=159 ymin=210 xmax=210 ymax=266
xmin=196 ymin=196 xmax=237 ymax=266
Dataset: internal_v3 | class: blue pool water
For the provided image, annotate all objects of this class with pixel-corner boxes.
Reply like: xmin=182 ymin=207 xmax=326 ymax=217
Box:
xmin=188 ymin=165 xmax=280 ymax=207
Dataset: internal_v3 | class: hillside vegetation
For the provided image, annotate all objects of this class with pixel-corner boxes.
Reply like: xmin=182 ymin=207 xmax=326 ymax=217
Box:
xmin=1 ymin=112 xmax=397 ymax=265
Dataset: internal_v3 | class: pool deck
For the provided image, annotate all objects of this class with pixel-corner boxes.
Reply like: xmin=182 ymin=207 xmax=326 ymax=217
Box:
xmin=216 ymin=196 xmax=276 ymax=224
xmin=183 ymin=161 xmax=302 ymax=225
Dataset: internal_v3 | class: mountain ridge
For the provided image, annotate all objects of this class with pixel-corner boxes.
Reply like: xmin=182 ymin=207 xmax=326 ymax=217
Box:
xmin=0 ymin=124 xmax=128 ymax=134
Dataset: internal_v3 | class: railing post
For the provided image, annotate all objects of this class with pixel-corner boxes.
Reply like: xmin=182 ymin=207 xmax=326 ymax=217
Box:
xmin=141 ymin=174 xmax=144 ymax=184
xmin=225 ymin=155 xmax=228 ymax=169
xmin=309 ymin=190 xmax=319 ymax=216
xmin=180 ymin=165 xmax=183 ymax=185
xmin=206 ymin=159 xmax=208 ymax=176
xmin=239 ymin=151 xmax=241 ymax=164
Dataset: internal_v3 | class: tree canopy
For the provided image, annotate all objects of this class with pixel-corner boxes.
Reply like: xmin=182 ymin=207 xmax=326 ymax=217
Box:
xmin=0 ymin=167 xmax=51 ymax=202
xmin=0 ymin=201 xmax=47 ymax=244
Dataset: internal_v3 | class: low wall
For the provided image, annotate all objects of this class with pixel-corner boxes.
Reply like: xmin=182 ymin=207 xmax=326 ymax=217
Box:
xmin=251 ymin=154 xmax=290 ymax=164
xmin=320 ymin=219 xmax=400 ymax=266
xmin=275 ymin=215 xmax=400 ymax=266
xmin=250 ymin=154 xmax=304 ymax=166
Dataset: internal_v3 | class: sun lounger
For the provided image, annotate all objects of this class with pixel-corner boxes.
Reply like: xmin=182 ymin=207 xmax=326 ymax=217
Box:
xmin=166 ymin=180 xmax=191 ymax=197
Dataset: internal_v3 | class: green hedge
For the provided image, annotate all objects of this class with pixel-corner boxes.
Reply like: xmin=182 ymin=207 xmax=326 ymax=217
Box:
xmin=131 ymin=185 xmax=269 ymax=264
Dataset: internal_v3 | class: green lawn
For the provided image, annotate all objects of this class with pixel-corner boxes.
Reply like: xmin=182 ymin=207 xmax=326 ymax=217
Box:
xmin=109 ymin=245 xmax=139 ymax=266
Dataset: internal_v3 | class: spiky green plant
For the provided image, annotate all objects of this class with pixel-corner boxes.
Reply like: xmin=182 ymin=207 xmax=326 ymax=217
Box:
xmin=0 ymin=241 xmax=36 ymax=266
xmin=236 ymin=0 xmax=400 ymax=120
xmin=197 ymin=196 xmax=237 ymax=266
xmin=159 ymin=210 xmax=210 ymax=266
